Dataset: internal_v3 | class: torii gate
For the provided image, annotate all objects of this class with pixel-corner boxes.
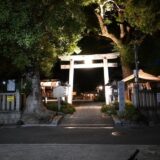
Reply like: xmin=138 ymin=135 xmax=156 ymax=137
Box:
xmin=59 ymin=53 xmax=119 ymax=104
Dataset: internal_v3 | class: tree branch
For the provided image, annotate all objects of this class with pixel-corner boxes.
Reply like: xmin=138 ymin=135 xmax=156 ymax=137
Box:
xmin=120 ymin=23 xmax=125 ymax=39
xmin=95 ymin=12 xmax=123 ymax=49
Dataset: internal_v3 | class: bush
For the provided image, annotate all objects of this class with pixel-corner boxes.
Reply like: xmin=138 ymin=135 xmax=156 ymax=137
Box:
xmin=101 ymin=102 xmax=118 ymax=116
xmin=46 ymin=102 xmax=58 ymax=112
xmin=125 ymin=101 xmax=138 ymax=120
xmin=46 ymin=102 xmax=76 ymax=114
xmin=101 ymin=104 xmax=110 ymax=112
xmin=118 ymin=101 xmax=141 ymax=122
xmin=101 ymin=100 xmax=141 ymax=122
xmin=61 ymin=102 xmax=76 ymax=114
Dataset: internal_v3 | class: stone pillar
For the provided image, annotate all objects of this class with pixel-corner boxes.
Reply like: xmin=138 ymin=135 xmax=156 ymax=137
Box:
xmin=16 ymin=90 xmax=20 ymax=111
xmin=103 ymin=58 xmax=110 ymax=105
xmin=68 ymin=59 xmax=74 ymax=104
xmin=2 ymin=94 xmax=5 ymax=111
xmin=118 ymin=81 xmax=125 ymax=112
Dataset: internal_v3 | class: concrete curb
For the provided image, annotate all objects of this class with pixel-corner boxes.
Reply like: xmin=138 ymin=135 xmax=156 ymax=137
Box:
xmin=51 ymin=115 xmax=63 ymax=126
xmin=111 ymin=115 xmax=147 ymax=128
xmin=22 ymin=124 xmax=57 ymax=127
xmin=112 ymin=115 xmax=135 ymax=127
xmin=112 ymin=115 xmax=122 ymax=126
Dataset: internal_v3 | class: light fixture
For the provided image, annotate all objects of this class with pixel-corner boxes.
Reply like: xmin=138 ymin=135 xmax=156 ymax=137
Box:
xmin=98 ymin=85 xmax=103 ymax=91
xmin=2 ymin=81 xmax=6 ymax=85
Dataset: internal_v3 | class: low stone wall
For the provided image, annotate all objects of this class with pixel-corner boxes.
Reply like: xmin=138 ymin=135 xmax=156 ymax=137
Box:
xmin=0 ymin=111 xmax=21 ymax=124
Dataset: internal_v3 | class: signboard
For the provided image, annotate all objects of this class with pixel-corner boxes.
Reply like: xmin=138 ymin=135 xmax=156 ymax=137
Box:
xmin=7 ymin=80 xmax=16 ymax=91
xmin=118 ymin=81 xmax=125 ymax=112
xmin=7 ymin=95 xmax=14 ymax=102
xmin=53 ymin=86 xmax=65 ymax=98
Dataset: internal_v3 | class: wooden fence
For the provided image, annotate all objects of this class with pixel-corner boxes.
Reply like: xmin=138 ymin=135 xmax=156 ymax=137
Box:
xmin=131 ymin=90 xmax=160 ymax=108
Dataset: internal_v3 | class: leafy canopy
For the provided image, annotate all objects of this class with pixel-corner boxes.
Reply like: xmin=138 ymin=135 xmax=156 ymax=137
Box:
xmin=0 ymin=0 xmax=86 ymax=74
xmin=82 ymin=0 xmax=160 ymax=34
xmin=124 ymin=0 xmax=160 ymax=34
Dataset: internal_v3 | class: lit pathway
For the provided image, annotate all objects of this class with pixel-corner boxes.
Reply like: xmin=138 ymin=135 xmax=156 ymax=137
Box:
xmin=59 ymin=102 xmax=114 ymax=128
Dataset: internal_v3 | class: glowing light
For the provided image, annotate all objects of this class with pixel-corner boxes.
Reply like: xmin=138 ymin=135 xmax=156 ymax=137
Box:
xmin=111 ymin=131 xmax=126 ymax=136
xmin=98 ymin=85 xmax=103 ymax=90
xmin=2 ymin=81 xmax=6 ymax=85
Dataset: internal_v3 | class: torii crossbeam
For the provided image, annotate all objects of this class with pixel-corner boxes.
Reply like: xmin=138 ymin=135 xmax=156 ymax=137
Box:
xmin=59 ymin=53 xmax=119 ymax=104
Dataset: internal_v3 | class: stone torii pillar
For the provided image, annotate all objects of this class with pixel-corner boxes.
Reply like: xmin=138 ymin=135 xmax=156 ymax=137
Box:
xmin=103 ymin=57 xmax=110 ymax=104
xmin=59 ymin=53 xmax=119 ymax=104
xmin=68 ymin=59 xmax=74 ymax=104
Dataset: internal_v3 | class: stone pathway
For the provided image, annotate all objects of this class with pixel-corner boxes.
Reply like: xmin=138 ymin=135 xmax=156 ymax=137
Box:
xmin=59 ymin=102 xmax=114 ymax=127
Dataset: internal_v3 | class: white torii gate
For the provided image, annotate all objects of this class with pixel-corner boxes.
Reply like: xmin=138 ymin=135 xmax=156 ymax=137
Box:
xmin=59 ymin=53 xmax=119 ymax=104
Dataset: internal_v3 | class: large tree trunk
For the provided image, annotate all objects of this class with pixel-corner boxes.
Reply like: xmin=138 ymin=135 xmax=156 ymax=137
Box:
xmin=95 ymin=11 xmax=132 ymax=78
xmin=121 ymin=62 xmax=132 ymax=78
xmin=22 ymin=69 xmax=54 ymax=124
xmin=120 ymin=47 xmax=133 ymax=78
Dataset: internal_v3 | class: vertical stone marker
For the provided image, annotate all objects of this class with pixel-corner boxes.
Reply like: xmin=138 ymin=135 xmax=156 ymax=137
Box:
xmin=118 ymin=81 xmax=125 ymax=112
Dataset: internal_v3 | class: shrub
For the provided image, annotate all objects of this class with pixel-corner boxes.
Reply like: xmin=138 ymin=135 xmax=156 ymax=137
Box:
xmin=101 ymin=103 xmax=117 ymax=116
xmin=125 ymin=101 xmax=138 ymax=120
xmin=101 ymin=104 xmax=109 ymax=112
xmin=46 ymin=102 xmax=58 ymax=112
xmin=111 ymin=101 xmax=119 ymax=110
xmin=101 ymin=100 xmax=141 ymax=122
xmin=61 ymin=102 xmax=76 ymax=114
xmin=46 ymin=102 xmax=76 ymax=114
xmin=118 ymin=101 xmax=141 ymax=122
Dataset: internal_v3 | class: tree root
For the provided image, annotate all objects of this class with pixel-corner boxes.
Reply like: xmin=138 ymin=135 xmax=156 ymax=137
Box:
xmin=21 ymin=107 xmax=56 ymax=124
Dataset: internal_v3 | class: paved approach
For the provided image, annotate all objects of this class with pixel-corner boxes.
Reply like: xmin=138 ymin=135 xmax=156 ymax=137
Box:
xmin=59 ymin=102 xmax=113 ymax=128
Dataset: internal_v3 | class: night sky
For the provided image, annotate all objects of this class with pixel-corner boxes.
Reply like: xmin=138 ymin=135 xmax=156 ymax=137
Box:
xmin=74 ymin=68 xmax=104 ymax=92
